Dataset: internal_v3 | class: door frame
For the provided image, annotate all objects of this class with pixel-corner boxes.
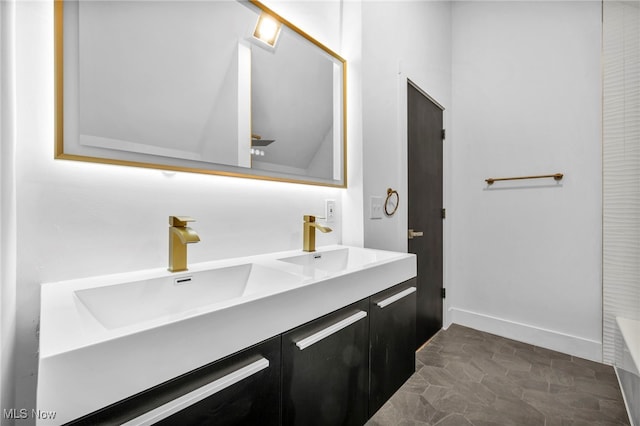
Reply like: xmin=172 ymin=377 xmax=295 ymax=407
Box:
xmin=397 ymin=69 xmax=451 ymax=330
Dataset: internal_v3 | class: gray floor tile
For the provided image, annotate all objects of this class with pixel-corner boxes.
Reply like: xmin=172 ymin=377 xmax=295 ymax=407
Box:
xmin=368 ymin=324 xmax=631 ymax=426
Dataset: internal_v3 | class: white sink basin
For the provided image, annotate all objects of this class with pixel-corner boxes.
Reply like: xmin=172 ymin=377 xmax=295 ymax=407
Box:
xmin=277 ymin=246 xmax=399 ymax=276
xmin=75 ymin=263 xmax=300 ymax=329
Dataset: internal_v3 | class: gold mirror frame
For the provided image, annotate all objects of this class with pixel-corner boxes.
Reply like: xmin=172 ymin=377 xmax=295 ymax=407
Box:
xmin=54 ymin=0 xmax=347 ymax=188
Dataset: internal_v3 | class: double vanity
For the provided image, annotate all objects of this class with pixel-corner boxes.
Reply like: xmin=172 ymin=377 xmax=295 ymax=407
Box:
xmin=37 ymin=244 xmax=417 ymax=425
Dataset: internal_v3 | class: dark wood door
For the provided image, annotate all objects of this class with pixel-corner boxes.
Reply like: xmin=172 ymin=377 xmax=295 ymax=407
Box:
xmin=407 ymin=81 xmax=444 ymax=349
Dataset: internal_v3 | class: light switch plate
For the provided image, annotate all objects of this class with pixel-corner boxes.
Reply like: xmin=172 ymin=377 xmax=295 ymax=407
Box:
xmin=370 ymin=196 xmax=383 ymax=219
xmin=325 ymin=199 xmax=336 ymax=223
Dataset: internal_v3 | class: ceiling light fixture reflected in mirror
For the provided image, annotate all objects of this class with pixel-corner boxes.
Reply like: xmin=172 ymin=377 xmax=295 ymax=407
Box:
xmin=253 ymin=12 xmax=282 ymax=48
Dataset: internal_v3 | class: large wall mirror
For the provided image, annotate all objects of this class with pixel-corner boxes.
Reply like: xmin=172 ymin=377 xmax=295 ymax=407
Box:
xmin=55 ymin=0 xmax=347 ymax=187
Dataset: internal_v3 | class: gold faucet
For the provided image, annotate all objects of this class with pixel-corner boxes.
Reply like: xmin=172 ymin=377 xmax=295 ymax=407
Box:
xmin=168 ymin=216 xmax=200 ymax=272
xmin=303 ymin=215 xmax=332 ymax=252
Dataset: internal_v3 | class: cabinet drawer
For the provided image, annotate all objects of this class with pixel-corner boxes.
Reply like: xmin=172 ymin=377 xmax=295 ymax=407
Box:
xmin=282 ymin=299 xmax=370 ymax=426
xmin=369 ymin=278 xmax=417 ymax=417
xmin=66 ymin=336 xmax=281 ymax=426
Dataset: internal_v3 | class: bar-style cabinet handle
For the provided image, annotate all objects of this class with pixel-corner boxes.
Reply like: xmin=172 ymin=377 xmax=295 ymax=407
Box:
xmin=376 ymin=287 xmax=417 ymax=309
xmin=295 ymin=311 xmax=368 ymax=350
xmin=122 ymin=358 xmax=269 ymax=426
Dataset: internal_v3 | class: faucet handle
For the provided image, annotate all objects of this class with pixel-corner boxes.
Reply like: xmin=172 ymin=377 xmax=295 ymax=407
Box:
xmin=303 ymin=215 xmax=326 ymax=222
xmin=169 ymin=216 xmax=196 ymax=227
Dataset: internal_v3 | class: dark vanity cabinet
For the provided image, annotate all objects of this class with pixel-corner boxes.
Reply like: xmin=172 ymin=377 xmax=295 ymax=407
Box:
xmin=369 ymin=279 xmax=417 ymax=417
xmin=66 ymin=336 xmax=281 ymax=426
xmin=153 ymin=337 xmax=281 ymax=426
xmin=65 ymin=280 xmax=417 ymax=426
xmin=282 ymin=299 xmax=370 ymax=426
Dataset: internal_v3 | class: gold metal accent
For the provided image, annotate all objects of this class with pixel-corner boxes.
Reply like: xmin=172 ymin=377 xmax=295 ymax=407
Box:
xmin=485 ymin=173 xmax=564 ymax=185
xmin=54 ymin=0 xmax=64 ymax=159
xmin=408 ymin=229 xmax=424 ymax=239
xmin=53 ymin=1 xmax=347 ymax=188
xmin=168 ymin=216 xmax=200 ymax=272
xmin=303 ymin=215 xmax=332 ymax=252
xmin=384 ymin=188 xmax=399 ymax=216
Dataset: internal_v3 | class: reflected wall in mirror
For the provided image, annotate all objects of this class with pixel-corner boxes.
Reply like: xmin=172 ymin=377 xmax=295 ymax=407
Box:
xmin=55 ymin=0 xmax=346 ymax=187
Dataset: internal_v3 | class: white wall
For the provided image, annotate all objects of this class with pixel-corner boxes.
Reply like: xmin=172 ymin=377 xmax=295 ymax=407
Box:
xmin=362 ymin=0 xmax=452 ymax=252
xmin=360 ymin=0 xmax=602 ymax=363
xmin=1 ymin=0 xmax=17 ymax=421
xmin=11 ymin=0 xmax=362 ymax=420
xmin=449 ymin=1 xmax=602 ymax=361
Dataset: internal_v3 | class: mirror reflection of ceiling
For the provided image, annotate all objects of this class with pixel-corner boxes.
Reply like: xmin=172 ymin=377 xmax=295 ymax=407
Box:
xmin=75 ymin=0 xmax=341 ymax=182
xmin=251 ymin=27 xmax=334 ymax=177
xmin=79 ymin=1 xmax=255 ymax=166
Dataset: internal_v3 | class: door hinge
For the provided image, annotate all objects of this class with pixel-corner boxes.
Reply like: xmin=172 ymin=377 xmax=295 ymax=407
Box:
xmin=441 ymin=208 xmax=446 ymax=219
xmin=441 ymin=129 xmax=446 ymax=140
xmin=441 ymin=288 xmax=446 ymax=299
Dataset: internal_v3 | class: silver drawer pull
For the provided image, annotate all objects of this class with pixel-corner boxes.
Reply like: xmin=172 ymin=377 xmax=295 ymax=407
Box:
xmin=376 ymin=287 xmax=416 ymax=309
xmin=295 ymin=311 xmax=367 ymax=351
xmin=122 ymin=358 xmax=269 ymax=426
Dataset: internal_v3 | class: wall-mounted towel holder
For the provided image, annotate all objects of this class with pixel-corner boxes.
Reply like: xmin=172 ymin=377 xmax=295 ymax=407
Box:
xmin=384 ymin=188 xmax=399 ymax=216
xmin=485 ymin=173 xmax=563 ymax=185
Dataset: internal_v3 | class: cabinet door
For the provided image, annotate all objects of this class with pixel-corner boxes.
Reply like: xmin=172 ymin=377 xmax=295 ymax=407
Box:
xmin=66 ymin=336 xmax=281 ymax=426
xmin=369 ymin=279 xmax=417 ymax=417
xmin=282 ymin=299 xmax=369 ymax=426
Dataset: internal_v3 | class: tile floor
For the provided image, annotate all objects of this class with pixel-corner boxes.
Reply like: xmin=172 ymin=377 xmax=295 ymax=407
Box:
xmin=367 ymin=324 xmax=630 ymax=426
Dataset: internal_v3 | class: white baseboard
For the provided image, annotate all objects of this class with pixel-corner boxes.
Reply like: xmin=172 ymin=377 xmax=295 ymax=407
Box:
xmin=449 ymin=307 xmax=602 ymax=362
